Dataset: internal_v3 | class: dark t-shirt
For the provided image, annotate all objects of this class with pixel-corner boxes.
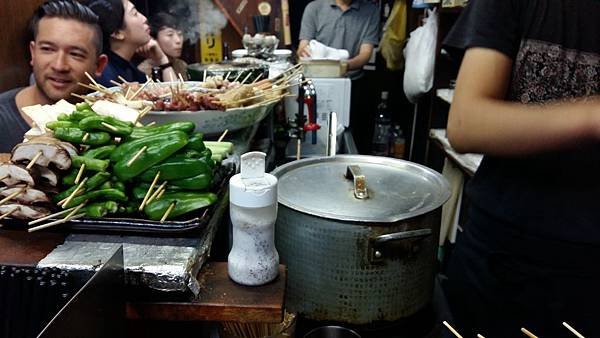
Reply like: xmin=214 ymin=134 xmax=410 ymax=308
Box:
xmin=0 ymin=88 xmax=29 ymax=153
xmin=98 ymin=50 xmax=147 ymax=87
xmin=444 ymin=0 xmax=600 ymax=246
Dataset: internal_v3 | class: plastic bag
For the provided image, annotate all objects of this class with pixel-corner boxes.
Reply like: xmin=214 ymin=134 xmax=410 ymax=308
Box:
xmin=403 ymin=8 xmax=438 ymax=103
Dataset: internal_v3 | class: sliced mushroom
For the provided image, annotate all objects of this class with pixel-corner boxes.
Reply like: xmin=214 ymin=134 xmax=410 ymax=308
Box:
xmin=0 ymin=204 xmax=50 ymax=220
xmin=0 ymin=163 xmax=35 ymax=186
xmin=11 ymin=138 xmax=71 ymax=170
xmin=0 ymin=185 xmax=50 ymax=205
xmin=32 ymin=165 xmax=58 ymax=187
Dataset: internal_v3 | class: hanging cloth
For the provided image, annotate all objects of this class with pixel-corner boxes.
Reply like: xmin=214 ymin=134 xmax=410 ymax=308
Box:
xmin=380 ymin=0 xmax=408 ymax=71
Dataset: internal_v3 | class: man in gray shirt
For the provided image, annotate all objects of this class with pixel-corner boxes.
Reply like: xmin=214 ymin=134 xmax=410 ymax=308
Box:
xmin=0 ymin=1 xmax=107 ymax=153
xmin=298 ymin=0 xmax=380 ymax=79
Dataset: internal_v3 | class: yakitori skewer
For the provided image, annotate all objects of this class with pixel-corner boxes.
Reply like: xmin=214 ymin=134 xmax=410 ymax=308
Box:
xmin=251 ymin=73 xmax=263 ymax=84
xmin=563 ymin=322 xmax=585 ymax=338
xmin=124 ymin=87 xmax=132 ymax=100
xmin=28 ymin=206 xmax=77 ymax=225
xmin=0 ymin=206 xmax=18 ymax=220
xmin=225 ymin=71 xmax=231 ymax=80
xmin=217 ymin=129 xmax=229 ymax=143
xmin=127 ymin=146 xmax=147 ymax=167
xmin=78 ymin=82 xmax=112 ymax=95
xmin=178 ymin=73 xmax=185 ymax=83
xmin=74 ymin=164 xmax=86 ymax=185
xmin=0 ymin=187 xmax=25 ymax=206
xmin=521 ymin=327 xmax=538 ymax=338
xmin=84 ymin=71 xmax=105 ymax=89
xmin=28 ymin=212 xmax=86 ymax=233
xmin=71 ymin=93 xmax=97 ymax=102
xmin=233 ymin=72 xmax=243 ymax=83
xmin=156 ymin=188 xmax=166 ymax=200
xmin=145 ymin=121 xmax=156 ymax=127
xmin=118 ymin=75 xmax=128 ymax=84
xmin=130 ymin=79 xmax=151 ymax=100
xmin=160 ymin=202 xmax=176 ymax=222
xmin=101 ymin=122 xmax=120 ymax=132
xmin=139 ymin=171 xmax=160 ymax=211
xmin=26 ymin=150 xmax=43 ymax=170
xmin=203 ymin=69 xmax=207 ymax=82
xmin=442 ymin=321 xmax=463 ymax=338
xmin=110 ymin=80 xmax=122 ymax=87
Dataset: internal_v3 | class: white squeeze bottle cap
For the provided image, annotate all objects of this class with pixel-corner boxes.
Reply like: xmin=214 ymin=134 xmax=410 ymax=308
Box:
xmin=229 ymin=151 xmax=278 ymax=208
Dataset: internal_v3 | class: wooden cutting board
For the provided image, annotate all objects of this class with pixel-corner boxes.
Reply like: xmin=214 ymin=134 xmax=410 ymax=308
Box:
xmin=214 ymin=0 xmax=281 ymax=37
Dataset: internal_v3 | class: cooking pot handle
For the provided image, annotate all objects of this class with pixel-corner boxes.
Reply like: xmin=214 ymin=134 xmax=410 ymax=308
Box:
xmin=345 ymin=165 xmax=368 ymax=199
xmin=368 ymin=229 xmax=432 ymax=263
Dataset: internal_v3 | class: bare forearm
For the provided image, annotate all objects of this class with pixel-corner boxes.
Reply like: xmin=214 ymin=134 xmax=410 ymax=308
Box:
xmin=447 ymin=96 xmax=600 ymax=156
xmin=347 ymin=52 xmax=370 ymax=70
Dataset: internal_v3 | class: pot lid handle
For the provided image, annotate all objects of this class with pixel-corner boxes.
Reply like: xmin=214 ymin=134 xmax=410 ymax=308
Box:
xmin=345 ymin=165 xmax=369 ymax=200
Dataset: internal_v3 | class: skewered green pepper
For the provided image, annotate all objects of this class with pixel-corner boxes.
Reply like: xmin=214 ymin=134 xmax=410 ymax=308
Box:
xmin=128 ymin=122 xmax=195 ymax=140
xmin=170 ymin=173 xmax=212 ymax=190
xmin=83 ymin=145 xmax=116 ymax=160
xmin=79 ymin=115 xmax=134 ymax=136
xmin=71 ymin=155 xmax=109 ymax=172
xmin=138 ymin=157 xmax=212 ymax=182
xmin=143 ymin=192 xmax=217 ymax=221
xmin=112 ymin=131 xmax=189 ymax=181
xmin=46 ymin=121 xmax=78 ymax=130
xmin=70 ymin=109 xmax=97 ymax=121
xmin=63 ymin=188 xmax=127 ymax=209
xmin=75 ymin=102 xmax=92 ymax=111
xmin=54 ymin=127 xmax=111 ymax=146
xmin=55 ymin=171 xmax=111 ymax=201
xmin=186 ymin=132 xmax=206 ymax=152
xmin=84 ymin=201 xmax=119 ymax=218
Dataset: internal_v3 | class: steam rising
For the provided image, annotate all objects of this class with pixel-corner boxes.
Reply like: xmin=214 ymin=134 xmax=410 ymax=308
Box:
xmin=169 ymin=0 xmax=228 ymax=42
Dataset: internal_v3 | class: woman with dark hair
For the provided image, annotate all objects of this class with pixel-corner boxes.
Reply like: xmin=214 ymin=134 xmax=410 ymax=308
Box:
xmin=138 ymin=12 xmax=187 ymax=81
xmin=82 ymin=0 xmax=176 ymax=86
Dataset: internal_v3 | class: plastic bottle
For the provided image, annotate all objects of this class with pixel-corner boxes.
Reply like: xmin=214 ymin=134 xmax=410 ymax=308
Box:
xmin=390 ymin=125 xmax=406 ymax=159
xmin=371 ymin=91 xmax=392 ymax=156
xmin=228 ymin=152 xmax=279 ymax=286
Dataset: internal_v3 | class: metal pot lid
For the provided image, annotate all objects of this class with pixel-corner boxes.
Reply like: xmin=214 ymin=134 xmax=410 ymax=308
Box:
xmin=271 ymin=155 xmax=451 ymax=223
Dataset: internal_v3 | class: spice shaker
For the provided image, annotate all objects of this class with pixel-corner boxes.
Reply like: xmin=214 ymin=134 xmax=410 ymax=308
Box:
xmin=228 ymin=151 xmax=279 ymax=285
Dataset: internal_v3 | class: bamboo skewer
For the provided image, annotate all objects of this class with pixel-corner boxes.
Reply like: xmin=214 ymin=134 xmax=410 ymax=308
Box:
xmin=233 ymin=72 xmax=243 ymax=83
xmin=156 ymin=188 xmax=166 ymax=200
xmin=0 ymin=207 xmax=18 ymax=220
xmin=0 ymin=187 xmax=25 ymax=206
xmin=160 ymin=202 xmax=176 ymax=222
xmin=251 ymin=73 xmax=263 ymax=84
xmin=64 ymin=201 xmax=87 ymax=220
xmin=118 ymin=76 xmax=128 ymax=84
xmin=78 ymin=82 xmax=112 ymax=95
xmin=74 ymin=164 xmax=86 ymax=184
xmin=563 ymin=322 xmax=585 ymax=338
xmin=145 ymin=121 xmax=156 ymax=127
xmin=26 ymin=150 xmax=43 ymax=170
xmin=217 ymin=129 xmax=229 ymax=142
xmin=521 ymin=328 xmax=538 ymax=338
xmin=225 ymin=71 xmax=231 ymax=80
xmin=477 ymin=335 xmax=486 ymax=338
xmin=240 ymin=72 xmax=253 ymax=84
xmin=178 ymin=73 xmax=185 ymax=83
xmin=110 ymin=80 xmax=122 ymax=87
xmin=130 ymin=79 xmax=151 ymax=100
xmin=0 ymin=175 xmax=7 ymax=182
xmin=101 ymin=122 xmax=119 ymax=132
xmin=203 ymin=69 xmax=207 ymax=82
xmin=442 ymin=321 xmax=463 ymax=338
xmin=139 ymin=171 xmax=160 ymax=211
xmin=147 ymin=182 xmax=167 ymax=205
xmin=28 ymin=212 xmax=86 ymax=233
xmin=84 ymin=72 xmax=104 ymax=89
xmin=127 ymin=146 xmax=147 ymax=167
xmin=61 ymin=177 xmax=88 ymax=208
xmin=82 ymin=133 xmax=90 ymax=143
xmin=125 ymin=87 xmax=132 ymax=100
xmin=28 ymin=206 xmax=77 ymax=225
xmin=71 ymin=93 xmax=97 ymax=102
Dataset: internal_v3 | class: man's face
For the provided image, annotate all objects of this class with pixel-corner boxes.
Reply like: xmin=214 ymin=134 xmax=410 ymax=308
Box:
xmin=30 ymin=17 xmax=104 ymax=102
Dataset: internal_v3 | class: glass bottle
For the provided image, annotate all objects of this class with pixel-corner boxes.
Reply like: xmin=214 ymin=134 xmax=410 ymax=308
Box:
xmin=371 ymin=91 xmax=392 ymax=156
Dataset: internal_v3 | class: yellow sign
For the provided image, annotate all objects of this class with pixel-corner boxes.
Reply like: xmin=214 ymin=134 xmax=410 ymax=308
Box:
xmin=200 ymin=31 xmax=222 ymax=64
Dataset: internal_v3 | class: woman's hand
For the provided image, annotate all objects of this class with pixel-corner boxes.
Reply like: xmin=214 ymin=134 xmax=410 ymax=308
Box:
xmin=137 ymin=39 xmax=169 ymax=65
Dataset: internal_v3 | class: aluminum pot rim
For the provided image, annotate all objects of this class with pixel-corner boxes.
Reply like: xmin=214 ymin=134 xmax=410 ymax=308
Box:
xmin=271 ymin=155 xmax=451 ymax=223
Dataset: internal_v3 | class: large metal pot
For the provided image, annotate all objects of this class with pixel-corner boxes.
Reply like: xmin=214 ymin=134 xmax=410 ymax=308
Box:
xmin=272 ymin=155 xmax=450 ymax=324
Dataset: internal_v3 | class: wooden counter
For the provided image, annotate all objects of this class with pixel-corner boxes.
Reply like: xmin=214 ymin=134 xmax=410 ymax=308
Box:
xmin=0 ymin=229 xmax=66 ymax=266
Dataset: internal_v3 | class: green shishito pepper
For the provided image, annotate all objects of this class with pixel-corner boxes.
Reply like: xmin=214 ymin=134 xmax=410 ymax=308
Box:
xmin=72 ymin=155 xmax=109 ymax=172
xmin=128 ymin=122 xmax=195 ymax=140
xmin=79 ymin=115 xmax=133 ymax=137
xmin=143 ymin=192 xmax=217 ymax=221
xmin=84 ymin=201 xmax=119 ymax=218
xmin=138 ymin=156 xmax=212 ymax=182
xmin=55 ymin=171 xmax=111 ymax=202
xmin=186 ymin=132 xmax=206 ymax=152
xmin=76 ymin=102 xmax=92 ymax=112
xmin=54 ymin=127 xmax=111 ymax=146
xmin=83 ymin=145 xmax=116 ymax=160
xmin=63 ymin=188 xmax=127 ymax=209
xmin=46 ymin=121 xmax=78 ymax=130
xmin=70 ymin=109 xmax=97 ymax=121
xmin=170 ymin=173 xmax=212 ymax=190
xmin=112 ymin=131 xmax=189 ymax=181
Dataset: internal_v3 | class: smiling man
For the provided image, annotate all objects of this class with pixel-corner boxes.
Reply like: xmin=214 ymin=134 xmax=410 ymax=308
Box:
xmin=0 ymin=0 xmax=107 ymax=153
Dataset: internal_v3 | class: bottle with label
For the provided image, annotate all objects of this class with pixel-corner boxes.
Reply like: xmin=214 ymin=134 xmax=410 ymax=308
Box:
xmin=371 ymin=91 xmax=392 ymax=156
xmin=228 ymin=152 xmax=279 ymax=286
xmin=389 ymin=125 xmax=406 ymax=159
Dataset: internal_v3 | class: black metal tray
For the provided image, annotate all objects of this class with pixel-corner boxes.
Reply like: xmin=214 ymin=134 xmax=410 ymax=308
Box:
xmin=1 ymin=163 xmax=234 ymax=236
